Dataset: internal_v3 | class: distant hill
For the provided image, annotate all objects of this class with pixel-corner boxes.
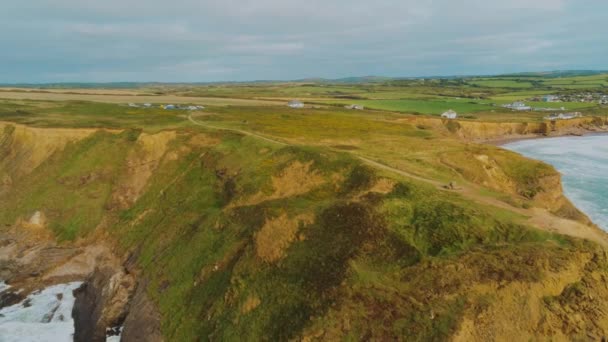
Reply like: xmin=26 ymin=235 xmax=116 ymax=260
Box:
xmin=499 ymin=70 xmax=608 ymax=78
xmin=2 ymin=70 xmax=607 ymax=88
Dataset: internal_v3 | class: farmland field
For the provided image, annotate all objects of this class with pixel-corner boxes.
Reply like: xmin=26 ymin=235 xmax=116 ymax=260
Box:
xmin=324 ymin=98 xmax=495 ymax=114
xmin=1 ymin=71 xmax=608 ymax=341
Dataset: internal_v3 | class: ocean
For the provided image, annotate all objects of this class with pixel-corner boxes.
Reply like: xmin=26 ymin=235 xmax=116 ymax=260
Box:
xmin=505 ymin=135 xmax=608 ymax=231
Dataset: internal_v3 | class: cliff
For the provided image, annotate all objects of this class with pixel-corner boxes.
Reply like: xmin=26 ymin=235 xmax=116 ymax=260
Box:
xmin=2 ymin=122 xmax=608 ymax=341
xmin=401 ymin=116 xmax=608 ymax=142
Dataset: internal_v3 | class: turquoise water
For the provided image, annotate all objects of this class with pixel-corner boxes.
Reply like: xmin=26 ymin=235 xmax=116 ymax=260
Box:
xmin=505 ymin=135 xmax=608 ymax=231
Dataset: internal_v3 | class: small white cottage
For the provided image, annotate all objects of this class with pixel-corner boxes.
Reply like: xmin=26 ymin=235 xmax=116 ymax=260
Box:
xmin=288 ymin=100 xmax=304 ymax=109
xmin=441 ymin=109 xmax=458 ymax=119
xmin=345 ymin=104 xmax=364 ymax=110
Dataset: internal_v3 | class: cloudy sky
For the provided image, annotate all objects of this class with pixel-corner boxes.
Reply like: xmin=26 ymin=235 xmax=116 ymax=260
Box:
xmin=1 ymin=0 xmax=606 ymax=82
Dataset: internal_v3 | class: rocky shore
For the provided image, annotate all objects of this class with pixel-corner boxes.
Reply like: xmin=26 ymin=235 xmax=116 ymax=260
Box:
xmin=0 ymin=212 xmax=162 ymax=341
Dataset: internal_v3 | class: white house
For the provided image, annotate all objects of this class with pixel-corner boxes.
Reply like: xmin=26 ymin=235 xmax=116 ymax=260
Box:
xmin=441 ymin=109 xmax=458 ymax=119
xmin=542 ymin=95 xmax=560 ymax=102
xmin=288 ymin=100 xmax=304 ymax=109
xmin=504 ymin=101 xmax=532 ymax=111
xmin=544 ymin=112 xmax=583 ymax=121
xmin=345 ymin=104 xmax=364 ymax=110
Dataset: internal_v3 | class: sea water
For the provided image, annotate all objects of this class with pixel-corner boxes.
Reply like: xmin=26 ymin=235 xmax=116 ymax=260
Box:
xmin=0 ymin=282 xmax=82 ymax=342
xmin=505 ymin=135 xmax=608 ymax=230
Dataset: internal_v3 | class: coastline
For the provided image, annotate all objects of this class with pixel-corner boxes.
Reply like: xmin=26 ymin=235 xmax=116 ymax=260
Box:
xmin=480 ymin=128 xmax=608 ymax=146
xmin=503 ymin=134 xmax=608 ymax=236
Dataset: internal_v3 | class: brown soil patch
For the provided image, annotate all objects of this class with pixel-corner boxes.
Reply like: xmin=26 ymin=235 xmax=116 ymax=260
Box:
xmin=111 ymin=131 xmax=176 ymax=209
xmin=187 ymin=133 xmax=220 ymax=147
xmin=255 ymin=213 xmax=314 ymax=263
xmin=241 ymin=295 xmax=262 ymax=314
xmin=452 ymin=253 xmax=592 ymax=342
xmin=0 ymin=122 xmax=96 ymax=176
xmin=233 ymin=161 xmax=325 ymax=207
xmin=368 ymin=178 xmax=396 ymax=194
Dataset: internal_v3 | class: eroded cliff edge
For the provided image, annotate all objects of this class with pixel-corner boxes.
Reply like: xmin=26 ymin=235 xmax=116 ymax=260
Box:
xmin=402 ymin=116 xmax=608 ymax=143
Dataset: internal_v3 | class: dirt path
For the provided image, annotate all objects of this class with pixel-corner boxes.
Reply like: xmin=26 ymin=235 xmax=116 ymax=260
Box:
xmin=188 ymin=114 xmax=288 ymax=146
xmin=186 ymin=114 xmax=608 ymax=247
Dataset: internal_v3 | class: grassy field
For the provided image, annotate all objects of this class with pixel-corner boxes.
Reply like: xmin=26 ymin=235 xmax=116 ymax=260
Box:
xmin=1 ymin=72 xmax=608 ymax=340
xmin=323 ymin=99 xmax=495 ymax=115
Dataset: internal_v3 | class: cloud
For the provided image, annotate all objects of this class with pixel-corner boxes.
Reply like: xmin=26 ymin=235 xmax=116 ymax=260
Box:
xmin=0 ymin=0 xmax=606 ymax=82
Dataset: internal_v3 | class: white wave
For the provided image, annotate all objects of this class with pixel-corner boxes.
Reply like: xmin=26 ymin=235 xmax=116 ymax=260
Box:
xmin=0 ymin=282 xmax=82 ymax=342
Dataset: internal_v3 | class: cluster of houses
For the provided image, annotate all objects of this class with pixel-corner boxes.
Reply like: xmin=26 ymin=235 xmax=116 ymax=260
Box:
xmin=502 ymin=101 xmax=532 ymax=111
xmin=287 ymin=100 xmax=364 ymax=110
xmin=500 ymin=101 xmax=570 ymax=112
xmin=127 ymin=103 xmax=205 ymax=111
xmin=128 ymin=103 xmax=153 ymax=108
xmin=287 ymin=100 xmax=305 ymax=109
xmin=529 ymin=93 xmax=608 ymax=104
xmin=544 ymin=112 xmax=583 ymax=121
xmin=162 ymin=104 xmax=205 ymax=111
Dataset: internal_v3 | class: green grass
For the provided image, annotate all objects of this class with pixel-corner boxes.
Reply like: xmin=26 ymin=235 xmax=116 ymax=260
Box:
xmin=0 ymin=129 xmax=135 ymax=240
xmin=471 ymin=79 xmax=536 ymax=88
xmin=326 ymin=99 xmax=495 ymax=115
xmin=1 ymin=75 xmax=608 ymax=340
xmin=0 ymin=100 xmax=187 ymax=132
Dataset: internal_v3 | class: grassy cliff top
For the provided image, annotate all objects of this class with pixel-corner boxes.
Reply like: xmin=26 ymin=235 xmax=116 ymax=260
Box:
xmin=1 ymin=77 xmax=608 ymax=340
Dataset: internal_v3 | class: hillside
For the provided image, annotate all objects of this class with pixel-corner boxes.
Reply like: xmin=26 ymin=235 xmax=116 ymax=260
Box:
xmin=1 ymin=91 xmax=608 ymax=341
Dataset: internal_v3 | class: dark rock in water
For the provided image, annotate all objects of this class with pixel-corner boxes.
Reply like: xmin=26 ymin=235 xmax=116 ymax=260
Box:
xmin=72 ymin=282 xmax=102 ymax=341
xmin=42 ymin=303 xmax=60 ymax=323
xmin=0 ymin=291 xmax=24 ymax=309
xmin=106 ymin=326 xmax=122 ymax=337
xmin=22 ymin=298 xmax=32 ymax=308
xmin=121 ymin=282 xmax=163 ymax=342
xmin=72 ymin=266 xmax=135 ymax=342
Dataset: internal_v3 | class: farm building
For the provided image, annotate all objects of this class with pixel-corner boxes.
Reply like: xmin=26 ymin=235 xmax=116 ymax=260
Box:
xmin=544 ymin=112 xmax=583 ymax=121
xmin=163 ymin=104 xmax=176 ymax=110
xmin=542 ymin=95 xmax=560 ymax=102
xmin=288 ymin=100 xmax=304 ymax=109
xmin=503 ymin=101 xmax=531 ymax=111
xmin=345 ymin=104 xmax=364 ymax=110
xmin=143 ymin=103 xmax=152 ymax=108
xmin=441 ymin=109 xmax=458 ymax=119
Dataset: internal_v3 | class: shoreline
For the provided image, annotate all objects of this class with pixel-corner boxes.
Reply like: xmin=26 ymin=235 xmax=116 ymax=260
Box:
xmin=502 ymin=134 xmax=608 ymax=237
xmin=479 ymin=128 xmax=608 ymax=146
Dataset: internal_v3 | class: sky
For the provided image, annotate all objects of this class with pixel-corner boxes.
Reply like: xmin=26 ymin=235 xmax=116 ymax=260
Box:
xmin=1 ymin=0 xmax=607 ymax=83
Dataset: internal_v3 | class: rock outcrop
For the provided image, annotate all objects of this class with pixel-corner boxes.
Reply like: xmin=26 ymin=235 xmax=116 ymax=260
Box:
xmin=73 ymin=265 xmax=136 ymax=342
xmin=121 ymin=282 xmax=164 ymax=342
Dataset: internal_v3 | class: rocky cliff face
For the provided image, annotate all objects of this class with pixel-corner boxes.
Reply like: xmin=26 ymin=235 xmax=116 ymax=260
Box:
xmin=120 ymin=282 xmax=163 ymax=342
xmin=72 ymin=264 xmax=135 ymax=341
xmin=403 ymin=116 xmax=608 ymax=142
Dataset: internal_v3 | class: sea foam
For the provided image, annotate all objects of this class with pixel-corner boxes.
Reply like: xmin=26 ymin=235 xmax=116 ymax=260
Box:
xmin=0 ymin=282 xmax=82 ymax=342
